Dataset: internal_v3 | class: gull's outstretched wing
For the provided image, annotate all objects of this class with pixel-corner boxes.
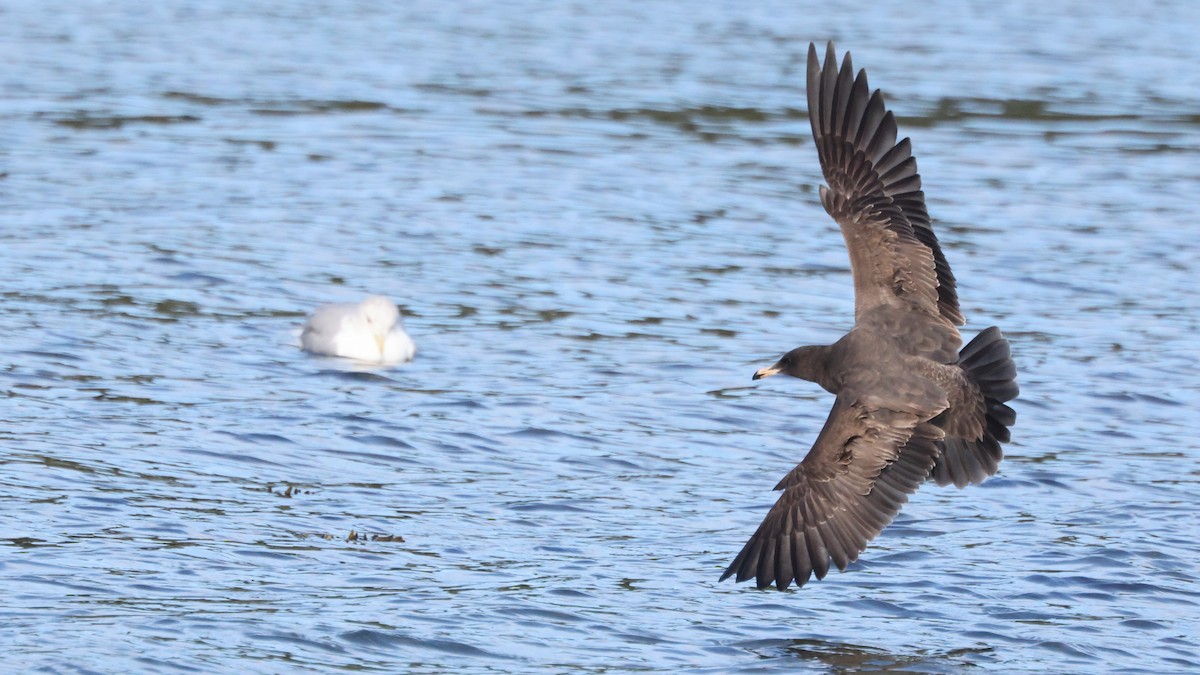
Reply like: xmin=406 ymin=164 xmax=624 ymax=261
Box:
xmin=808 ymin=42 xmax=963 ymax=331
xmin=720 ymin=394 xmax=944 ymax=590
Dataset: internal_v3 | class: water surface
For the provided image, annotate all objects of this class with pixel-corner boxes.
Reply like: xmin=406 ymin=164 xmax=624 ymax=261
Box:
xmin=2 ymin=1 xmax=1199 ymax=672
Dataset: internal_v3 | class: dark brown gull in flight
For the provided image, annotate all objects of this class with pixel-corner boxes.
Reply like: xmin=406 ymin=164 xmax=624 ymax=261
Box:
xmin=720 ymin=43 xmax=1019 ymax=591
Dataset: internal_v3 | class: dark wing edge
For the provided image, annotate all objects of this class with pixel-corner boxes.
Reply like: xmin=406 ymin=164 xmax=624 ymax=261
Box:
xmin=719 ymin=397 xmax=944 ymax=590
xmin=807 ymin=41 xmax=963 ymax=328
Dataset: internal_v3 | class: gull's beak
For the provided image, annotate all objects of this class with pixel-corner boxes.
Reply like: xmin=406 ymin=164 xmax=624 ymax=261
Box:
xmin=752 ymin=365 xmax=781 ymax=381
xmin=375 ymin=334 xmax=387 ymax=356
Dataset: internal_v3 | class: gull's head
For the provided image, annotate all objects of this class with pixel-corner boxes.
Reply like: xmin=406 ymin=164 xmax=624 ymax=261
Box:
xmin=359 ymin=295 xmax=402 ymax=353
xmin=752 ymin=346 xmax=820 ymax=381
xmin=753 ymin=349 xmax=797 ymax=381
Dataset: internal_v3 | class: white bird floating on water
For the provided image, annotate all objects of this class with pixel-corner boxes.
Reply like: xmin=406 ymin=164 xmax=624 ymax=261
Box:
xmin=300 ymin=295 xmax=415 ymax=365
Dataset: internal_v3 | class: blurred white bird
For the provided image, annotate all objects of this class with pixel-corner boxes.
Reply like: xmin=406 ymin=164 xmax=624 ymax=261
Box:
xmin=300 ymin=295 xmax=415 ymax=364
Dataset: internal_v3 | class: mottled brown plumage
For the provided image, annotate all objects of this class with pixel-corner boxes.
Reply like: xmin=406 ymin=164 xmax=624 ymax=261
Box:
xmin=720 ymin=43 xmax=1019 ymax=591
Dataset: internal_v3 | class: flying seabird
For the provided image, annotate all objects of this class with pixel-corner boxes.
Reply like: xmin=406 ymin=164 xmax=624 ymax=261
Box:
xmin=720 ymin=43 xmax=1019 ymax=591
xmin=300 ymin=295 xmax=416 ymax=365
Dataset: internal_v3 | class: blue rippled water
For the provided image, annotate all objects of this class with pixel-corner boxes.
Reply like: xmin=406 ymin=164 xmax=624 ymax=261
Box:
xmin=2 ymin=0 xmax=1199 ymax=672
